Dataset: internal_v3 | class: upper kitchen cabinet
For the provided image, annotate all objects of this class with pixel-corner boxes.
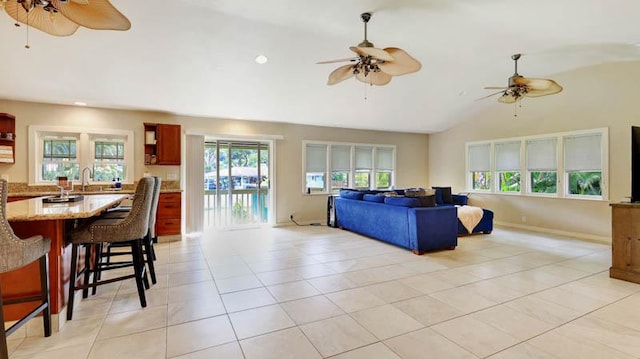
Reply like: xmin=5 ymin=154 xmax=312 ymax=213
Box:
xmin=0 ymin=113 xmax=16 ymax=164
xmin=144 ymin=123 xmax=181 ymax=165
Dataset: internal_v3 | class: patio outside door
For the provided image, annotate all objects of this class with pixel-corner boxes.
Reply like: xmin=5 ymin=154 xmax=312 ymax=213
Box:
xmin=204 ymin=140 xmax=270 ymax=228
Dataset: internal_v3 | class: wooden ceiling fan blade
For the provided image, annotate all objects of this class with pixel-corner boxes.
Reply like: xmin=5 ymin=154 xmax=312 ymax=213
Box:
xmin=355 ymin=71 xmax=392 ymax=86
xmin=513 ymin=77 xmax=562 ymax=92
xmin=476 ymin=90 xmax=506 ymax=101
xmin=497 ymin=94 xmax=518 ymax=104
xmin=349 ymin=46 xmax=394 ymax=61
xmin=4 ymin=1 xmax=79 ymax=36
xmin=317 ymin=57 xmax=357 ymax=64
xmin=327 ymin=64 xmax=356 ymax=85
xmin=484 ymin=86 xmax=508 ymax=90
xmin=53 ymin=0 xmax=131 ymax=30
xmin=377 ymin=47 xmax=421 ymax=76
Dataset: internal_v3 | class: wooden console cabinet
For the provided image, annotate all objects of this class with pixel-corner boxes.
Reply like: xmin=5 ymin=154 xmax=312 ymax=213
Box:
xmin=610 ymin=203 xmax=640 ymax=283
xmin=157 ymin=192 xmax=181 ymax=236
xmin=0 ymin=113 xmax=16 ymax=164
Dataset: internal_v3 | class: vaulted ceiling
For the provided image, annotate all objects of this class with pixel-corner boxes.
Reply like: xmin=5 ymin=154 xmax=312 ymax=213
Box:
xmin=1 ymin=0 xmax=639 ymax=133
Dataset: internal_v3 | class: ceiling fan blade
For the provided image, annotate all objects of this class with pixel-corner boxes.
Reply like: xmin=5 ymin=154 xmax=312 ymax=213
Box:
xmin=475 ymin=90 xmax=506 ymax=101
xmin=377 ymin=47 xmax=421 ymax=76
xmin=484 ymin=86 xmax=508 ymax=90
xmin=349 ymin=46 xmax=394 ymax=61
xmin=53 ymin=0 xmax=131 ymax=30
xmin=513 ymin=77 xmax=563 ymax=93
xmin=316 ymin=58 xmax=358 ymax=65
xmin=355 ymin=71 xmax=392 ymax=86
xmin=327 ymin=64 xmax=356 ymax=85
xmin=4 ymin=1 xmax=79 ymax=36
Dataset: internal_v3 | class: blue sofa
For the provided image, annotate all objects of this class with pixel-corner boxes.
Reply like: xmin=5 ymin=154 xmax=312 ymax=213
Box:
xmin=335 ymin=191 xmax=459 ymax=254
xmin=433 ymin=191 xmax=494 ymax=235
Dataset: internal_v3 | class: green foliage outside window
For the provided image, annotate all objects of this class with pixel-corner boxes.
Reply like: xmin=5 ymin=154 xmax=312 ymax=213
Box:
xmin=568 ymin=171 xmax=601 ymax=196
xmin=355 ymin=172 xmax=370 ymax=189
xmin=376 ymin=172 xmax=391 ymax=189
xmin=332 ymin=172 xmax=349 ymax=189
xmin=42 ymin=139 xmax=79 ymax=181
xmin=472 ymin=171 xmax=491 ymax=190
xmin=499 ymin=171 xmax=521 ymax=192
xmin=531 ymin=172 xmax=557 ymax=193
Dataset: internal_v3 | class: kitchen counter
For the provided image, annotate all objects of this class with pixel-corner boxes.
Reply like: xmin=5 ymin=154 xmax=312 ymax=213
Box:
xmin=8 ymin=188 xmax=182 ymax=198
xmin=6 ymin=194 xmax=129 ymax=221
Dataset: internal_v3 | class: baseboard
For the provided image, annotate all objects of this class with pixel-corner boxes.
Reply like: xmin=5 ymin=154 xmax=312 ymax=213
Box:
xmin=494 ymin=221 xmax=610 ymax=243
xmin=274 ymin=219 xmax=327 ymax=228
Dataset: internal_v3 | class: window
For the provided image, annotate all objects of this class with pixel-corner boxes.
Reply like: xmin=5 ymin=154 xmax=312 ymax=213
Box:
xmin=93 ymin=140 xmax=126 ymax=182
xmin=495 ymin=141 xmax=521 ymax=192
xmin=527 ymin=138 xmax=557 ymax=194
xmin=468 ymin=143 xmax=491 ymax=191
xmin=564 ymin=133 xmax=602 ymax=197
xmin=42 ymin=138 xmax=79 ymax=181
xmin=465 ymin=128 xmax=607 ymax=200
xmin=305 ymin=144 xmax=327 ymax=193
xmin=303 ymin=142 xmax=395 ymax=194
xmin=29 ymin=126 xmax=134 ymax=185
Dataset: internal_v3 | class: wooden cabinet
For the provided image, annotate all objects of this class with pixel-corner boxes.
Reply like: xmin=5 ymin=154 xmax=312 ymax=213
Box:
xmin=610 ymin=203 xmax=640 ymax=283
xmin=156 ymin=192 xmax=181 ymax=236
xmin=144 ymin=123 xmax=181 ymax=165
xmin=0 ymin=113 xmax=16 ymax=164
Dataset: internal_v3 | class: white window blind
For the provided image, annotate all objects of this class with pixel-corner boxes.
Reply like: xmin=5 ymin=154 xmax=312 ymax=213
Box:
xmin=564 ymin=133 xmax=602 ymax=171
xmin=306 ymin=144 xmax=327 ymax=172
xmin=495 ymin=141 xmax=521 ymax=171
xmin=331 ymin=145 xmax=351 ymax=171
xmin=527 ymin=138 xmax=557 ymax=171
xmin=468 ymin=143 xmax=491 ymax=172
xmin=355 ymin=146 xmax=372 ymax=169
xmin=376 ymin=147 xmax=393 ymax=170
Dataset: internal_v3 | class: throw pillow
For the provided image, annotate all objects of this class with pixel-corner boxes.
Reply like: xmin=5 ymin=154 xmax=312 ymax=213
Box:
xmin=415 ymin=195 xmax=436 ymax=207
xmin=405 ymin=188 xmax=426 ymax=197
xmin=432 ymin=186 xmax=454 ymax=204
xmin=384 ymin=196 xmax=421 ymax=207
xmin=363 ymin=194 xmax=385 ymax=203
xmin=339 ymin=190 xmax=364 ymax=200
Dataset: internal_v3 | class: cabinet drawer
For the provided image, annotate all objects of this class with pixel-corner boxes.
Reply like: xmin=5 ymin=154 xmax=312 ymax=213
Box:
xmin=157 ymin=202 xmax=181 ymax=218
xmin=157 ymin=218 xmax=181 ymax=236
xmin=160 ymin=193 xmax=181 ymax=203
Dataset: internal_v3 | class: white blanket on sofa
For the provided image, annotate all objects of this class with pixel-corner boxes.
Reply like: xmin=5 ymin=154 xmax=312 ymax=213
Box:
xmin=456 ymin=205 xmax=484 ymax=234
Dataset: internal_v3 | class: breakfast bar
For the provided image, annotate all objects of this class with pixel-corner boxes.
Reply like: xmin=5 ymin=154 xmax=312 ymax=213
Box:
xmin=1 ymin=194 xmax=128 ymax=328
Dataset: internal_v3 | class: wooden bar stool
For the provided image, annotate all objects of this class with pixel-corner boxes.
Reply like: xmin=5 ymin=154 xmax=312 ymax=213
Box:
xmin=0 ymin=179 xmax=51 ymax=359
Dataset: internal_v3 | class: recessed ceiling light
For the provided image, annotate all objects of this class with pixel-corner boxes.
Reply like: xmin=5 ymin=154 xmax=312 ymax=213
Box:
xmin=74 ymin=101 xmax=87 ymax=106
xmin=255 ymin=55 xmax=268 ymax=64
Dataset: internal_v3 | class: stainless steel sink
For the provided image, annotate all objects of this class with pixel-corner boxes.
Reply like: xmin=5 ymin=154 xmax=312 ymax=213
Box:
xmin=42 ymin=195 xmax=84 ymax=203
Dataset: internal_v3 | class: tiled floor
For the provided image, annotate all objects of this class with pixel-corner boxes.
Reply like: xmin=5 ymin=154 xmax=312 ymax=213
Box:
xmin=7 ymin=226 xmax=640 ymax=358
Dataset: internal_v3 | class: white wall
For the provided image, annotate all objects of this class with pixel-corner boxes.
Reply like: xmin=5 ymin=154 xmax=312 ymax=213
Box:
xmin=0 ymin=99 xmax=429 ymax=225
xmin=429 ymin=61 xmax=640 ymax=241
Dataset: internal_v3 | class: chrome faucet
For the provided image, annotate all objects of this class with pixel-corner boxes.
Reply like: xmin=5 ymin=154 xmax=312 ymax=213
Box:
xmin=81 ymin=167 xmax=93 ymax=192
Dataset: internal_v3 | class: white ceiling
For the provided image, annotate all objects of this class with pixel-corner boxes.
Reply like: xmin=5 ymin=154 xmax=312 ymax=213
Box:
xmin=1 ymin=0 xmax=639 ymax=133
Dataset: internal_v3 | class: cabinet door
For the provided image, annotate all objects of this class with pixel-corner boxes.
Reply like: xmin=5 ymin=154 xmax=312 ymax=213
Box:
xmin=156 ymin=124 xmax=181 ymax=165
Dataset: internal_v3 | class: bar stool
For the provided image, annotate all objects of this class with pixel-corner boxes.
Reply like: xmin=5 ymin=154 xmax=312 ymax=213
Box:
xmin=102 ymin=176 xmax=161 ymax=284
xmin=0 ymin=179 xmax=51 ymax=359
xmin=66 ymin=177 xmax=154 ymax=320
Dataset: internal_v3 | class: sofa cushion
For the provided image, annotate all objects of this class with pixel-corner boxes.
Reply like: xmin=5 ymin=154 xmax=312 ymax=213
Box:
xmin=384 ymin=197 xmax=421 ymax=207
xmin=415 ymin=195 xmax=436 ymax=207
xmin=433 ymin=186 xmax=454 ymax=204
xmin=363 ymin=194 xmax=385 ymax=203
xmin=339 ymin=190 xmax=364 ymax=200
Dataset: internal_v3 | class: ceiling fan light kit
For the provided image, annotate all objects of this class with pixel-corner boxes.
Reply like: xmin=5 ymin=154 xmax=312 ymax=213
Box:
xmin=2 ymin=0 xmax=130 ymax=47
xmin=320 ymin=12 xmax=421 ymax=86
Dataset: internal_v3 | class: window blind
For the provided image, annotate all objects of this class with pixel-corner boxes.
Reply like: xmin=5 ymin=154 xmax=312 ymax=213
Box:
xmin=306 ymin=144 xmax=327 ymax=173
xmin=468 ymin=143 xmax=491 ymax=172
xmin=495 ymin=141 xmax=521 ymax=171
xmin=527 ymin=138 xmax=557 ymax=171
xmin=331 ymin=145 xmax=351 ymax=171
xmin=376 ymin=147 xmax=394 ymax=170
xmin=564 ymin=133 xmax=602 ymax=171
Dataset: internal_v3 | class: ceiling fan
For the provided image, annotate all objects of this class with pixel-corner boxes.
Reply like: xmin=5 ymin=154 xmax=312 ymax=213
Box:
xmin=318 ymin=12 xmax=421 ymax=86
xmin=1 ymin=0 xmax=130 ymax=38
xmin=482 ymin=54 xmax=563 ymax=104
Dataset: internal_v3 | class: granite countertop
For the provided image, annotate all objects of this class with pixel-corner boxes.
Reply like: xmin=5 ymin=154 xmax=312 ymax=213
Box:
xmin=8 ymin=188 xmax=183 ymax=197
xmin=6 ymin=194 xmax=129 ymax=221
xmin=7 ymin=181 xmax=182 ymax=197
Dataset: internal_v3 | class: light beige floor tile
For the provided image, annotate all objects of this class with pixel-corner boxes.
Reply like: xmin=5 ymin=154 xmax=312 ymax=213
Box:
xmin=307 ymin=274 xmax=358 ymax=293
xmin=428 ymin=286 xmax=498 ymax=314
xmin=168 ymin=260 xmax=209 ymax=274
xmin=399 ymin=259 xmax=448 ymax=273
xmin=109 ymin=286 xmax=168 ymax=314
xmin=12 ymin=316 xmax=102 ymax=356
xmin=267 ymin=280 xmax=320 ymax=302
xmin=399 ymin=273 xmax=456 ymax=294
xmin=462 ymin=280 xmax=527 ymax=303
xmin=471 ymin=305 xmax=554 ymax=341
xmin=529 ymin=329 xmax=635 ymax=359
xmin=240 ymin=327 xmax=322 ymax=359
xmin=221 ymin=287 xmax=276 ymax=313
xmin=228 ymin=304 xmax=295 ymax=339
xmin=505 ymin=296 xmax=582 ymax=326
xmin=97 ymin=305 xmax=168 ymax=340
xmin=298 ymin=263 xmax=338 ymax=279
xmin=486 ymin=343 xmax=559 ymax=359
xmin=6 ymin=337 xmax=24 ymax=356
xmin=559 ymin=316 xmax=640 ymax=357
xmin=326 ymin=288 xmax=386 ymax=313
xmin=89 ymin=328 xmax=166 ymax=359
xmin=168 ymin=297 xmax=227 ymax=325
xmin=428 ymin=268 xmax=485 ymax=286
xmin=256 ymin=268 xmax=306 ymax=286
xmin=216 ymin=274 xmax=263 ymax=294
xmin=300 ymin=315 xmax=377 ymax=357
xmin=532 ymin=285 xmax=610 ymax=313
xmin=11 ymin=343 xmax=92 ymax=359
xmin=168 ymin=269 xmax=212 ymax=287
xmin=351 ymin=304 xmax=424 ymax=340
xmin=329 ymin=342 xmax=401 ymax=359
xmin=363 ymin=281 xmax=423 ymax=303
xmin=167 ymin=280 xmax=220 ymax=304
xmin=281 ymin=295 xmax=345 ymax=324
xmin=166 ymin=315 xmax=236 ymax=358
xmin=384 ymin=327 xmax=478 ymax=359
xmin=170 ymin=342 xmax=244 ymax=359
xmin=211 ymin=263 xmax=253 ymax=279
xmin=393 ymin=295 xmax=464 ymax=326
xmin=431 ymin=316 xmax=520 ymax=358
